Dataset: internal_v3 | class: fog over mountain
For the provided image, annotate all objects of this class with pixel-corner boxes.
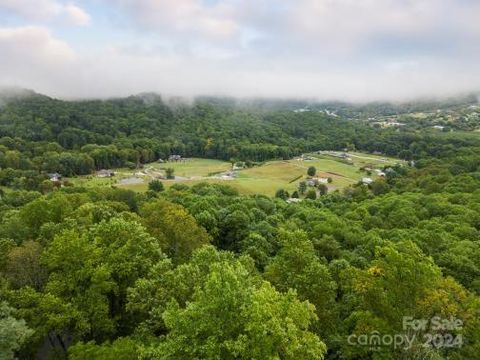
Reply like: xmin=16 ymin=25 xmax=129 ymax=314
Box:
xmin=1 ymin=0 xmax=479 ymax=101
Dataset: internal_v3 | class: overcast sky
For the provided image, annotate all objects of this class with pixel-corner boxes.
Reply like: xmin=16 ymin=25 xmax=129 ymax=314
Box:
xmin=0 ymin=0 xmax=479 ymax=101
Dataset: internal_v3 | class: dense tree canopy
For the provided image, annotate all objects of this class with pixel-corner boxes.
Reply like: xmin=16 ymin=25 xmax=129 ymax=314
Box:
xmin=0 ymin=93 xmax=480 ymax=359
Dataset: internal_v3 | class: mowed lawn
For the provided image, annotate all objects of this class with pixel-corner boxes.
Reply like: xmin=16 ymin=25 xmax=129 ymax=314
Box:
xmin=230 ymin=158 xmax=360 ymax=196
xmin=151 ymin=158 xmax=232 ymax=177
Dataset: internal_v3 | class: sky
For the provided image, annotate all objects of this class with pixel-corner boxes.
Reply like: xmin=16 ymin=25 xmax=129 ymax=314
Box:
xmin=0 ymin=0 xmax=479 ymax=101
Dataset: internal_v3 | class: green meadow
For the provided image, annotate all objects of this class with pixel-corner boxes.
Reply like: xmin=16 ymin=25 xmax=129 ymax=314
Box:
xmin=107 ymin=152 xmax=402 ymax=196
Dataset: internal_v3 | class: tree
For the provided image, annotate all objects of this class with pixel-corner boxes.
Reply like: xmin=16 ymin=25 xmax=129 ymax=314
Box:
xmin=0 ymin=238 xmax=15 ymax=271
xmin=69 ymin=338 xmax=139 ymax=360
xmin=307 ymin=166 xmax=316 ymax=177
xmin=265 ymin=230 xmax=337 ymax=338
xmin=338 ymin=241 xmax=467 ymax=359
xmin=216 ymin=209 xmax=251 ymax=251
xmin=291 ymin=190 xmax=299 ymax=198
xmin=0 ymin=302 xmax=33 ymax=360
xmin=3 ymin=287 xmax=81 ymax=357
xmin=40 ymin=228 xmax=118 ymax=341
xmin=4 ymin=241 xmax=47 ymax=290
xmin=239 ymin=233 xmax=273 ymax=271
xmin=275 ymin=189 xmax=289 ymax=200
xmin=398 ymin=149 xmax=413 ymax=161
xmin=327 ymin=177 xmax=333 ymax=183
xmin=305 ymin=189 xmax=317 ymax=200
xmin=39 ymin=180 xmax=54 ymax=194
xmin=90 ymin=217 xmax=165 ymax=329
xmin=143 ymin=257 xmax=326 ymax=359
xmin=127 ymin=246 xmax=247 ymax=335
xmin=370 ymin=179 xmax=389 ymax=195
xmin=317 ymin=183 xmax=328 ymax=196
xmin=148 ymin=179 xmax=164 ymax=192
xmin=165 ymin=168 xmax=175 ymax=179
xmin=140 ymin=199 xmax=211 ymax=263
xmin=298 ymin=181 xmax=307 ymax=195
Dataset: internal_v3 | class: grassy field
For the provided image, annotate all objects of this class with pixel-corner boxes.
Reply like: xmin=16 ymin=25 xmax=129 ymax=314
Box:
xmin=111 ymin=152 xmax=402 ymax=196
xmin=67 ymin=153 xmax=402 ymax=196
xmin=150 ymin=158 xmax=232 ymax=177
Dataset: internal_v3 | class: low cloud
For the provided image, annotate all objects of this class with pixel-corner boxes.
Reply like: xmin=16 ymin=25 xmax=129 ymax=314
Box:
xmin=0 ymin=0 xmax=90 ymax=26
xmin=0 ymin=1 xmax=479 ymax=101
xmin=114 ymin=0 xmax=239 ymax=40
xmin=0 ymin=26 xmax=77 ymax=93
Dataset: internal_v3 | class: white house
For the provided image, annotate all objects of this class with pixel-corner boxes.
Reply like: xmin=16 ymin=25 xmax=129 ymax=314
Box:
xmin=362 ymin=177 xmax=373 ymax=185
xmin=374 ymin=169 xmax=386 ymax=177
xmin=48 ymin=173 xmax=62 ymax=182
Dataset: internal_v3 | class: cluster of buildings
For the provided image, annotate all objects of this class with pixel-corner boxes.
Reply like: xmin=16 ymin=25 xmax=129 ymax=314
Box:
xmin=361 ymin=168 xmax=388 ymax=185
xmin=168 ymin=154 xmax=183 ymax=162
xmin=48 ymin=169 xmax=116 ymax=182
xmin=306 ymin=178 xmax=329 ymax=187
xmin=371 ymin=120 xmax=406 ymax=128
xmin=157 ymin=155 xmax=186 ymax=163
xmin=294 ymin=154 xmax=315 ymax=161
xmin=317 ymin=151 xmax=353 ymax=162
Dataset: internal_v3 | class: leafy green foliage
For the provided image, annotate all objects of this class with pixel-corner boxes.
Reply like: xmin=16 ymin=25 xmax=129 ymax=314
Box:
xmin=0 ymin=94 xmax=479 ymax=359
xmin=148 ymin=179 xmax=164 ymax=192
xmin=140 ymin=199 xmax=211 ymax=263
xmin=0 ymin=302 xmax=33 ymax=360
xmin=141 ymin=248 xmax=326 ymax=359
xmin=305 ymin=189 xmax=317 ymax=200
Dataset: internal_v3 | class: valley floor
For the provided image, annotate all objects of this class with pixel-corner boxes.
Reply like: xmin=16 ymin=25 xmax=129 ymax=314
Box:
xmin=68 ymin=151 xmax=402 ymax=196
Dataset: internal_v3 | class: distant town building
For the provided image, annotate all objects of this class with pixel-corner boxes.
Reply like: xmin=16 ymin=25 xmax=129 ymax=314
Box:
xmin=388 ymin=121 xmax=406 ymax=127
xmin=293 ymin=107 xmax=311 ymax=113
xmin=324 ymin=109 xmax=338 ymax=117
xmin=372 ymin=121 xmax=406 ymax=128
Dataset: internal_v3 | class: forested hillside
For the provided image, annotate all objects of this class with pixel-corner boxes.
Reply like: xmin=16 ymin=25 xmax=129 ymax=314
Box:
xmin=1 ymin=91 xmax=480 ymax=191
xmin=1 ymin=92 xmax=480 ymax=359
